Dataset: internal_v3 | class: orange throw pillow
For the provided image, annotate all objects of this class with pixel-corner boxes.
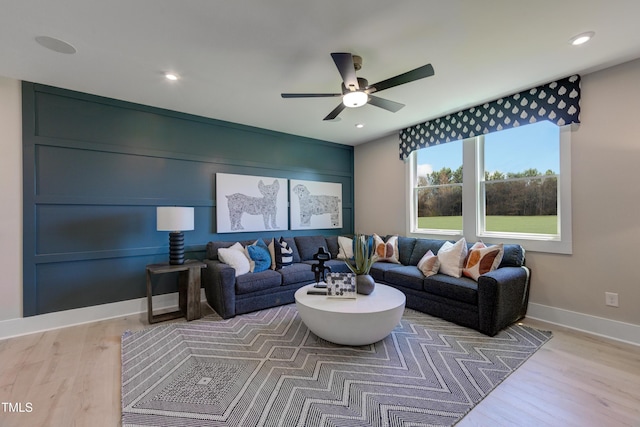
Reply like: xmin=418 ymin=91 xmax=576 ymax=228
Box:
xmin=462 ymin=243 xmax=504 ymax=280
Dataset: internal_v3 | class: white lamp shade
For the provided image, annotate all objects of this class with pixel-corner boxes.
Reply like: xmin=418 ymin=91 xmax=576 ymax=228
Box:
xmin=157 ymin=207 xmax=194 ymax=231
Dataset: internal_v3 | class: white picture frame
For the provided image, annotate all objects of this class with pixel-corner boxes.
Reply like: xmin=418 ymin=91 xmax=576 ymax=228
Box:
xmin=216 ymin=173 xmax=288 ymax=233
xmin=290 ymin=179 xmax=342 ymax=230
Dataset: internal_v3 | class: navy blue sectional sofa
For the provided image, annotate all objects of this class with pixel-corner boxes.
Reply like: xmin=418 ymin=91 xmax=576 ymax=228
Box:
xmin=202 ymin=235 xmax=530 ymax=336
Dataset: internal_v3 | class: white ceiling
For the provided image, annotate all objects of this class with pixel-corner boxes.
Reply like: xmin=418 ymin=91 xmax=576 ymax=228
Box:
xmin=1 ymin=0 xmax=639 ymax=146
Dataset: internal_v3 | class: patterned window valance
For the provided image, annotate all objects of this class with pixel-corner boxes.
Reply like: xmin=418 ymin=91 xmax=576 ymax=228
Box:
xmin=399 ymin=75 xmax=581 ymax=160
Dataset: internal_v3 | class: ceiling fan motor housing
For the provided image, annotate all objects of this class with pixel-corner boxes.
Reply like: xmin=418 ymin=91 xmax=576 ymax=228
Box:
xmin=352 ymin=55 xmax=362 ymax=71
xmin=341 ymin=78 xmax=369 ymax=94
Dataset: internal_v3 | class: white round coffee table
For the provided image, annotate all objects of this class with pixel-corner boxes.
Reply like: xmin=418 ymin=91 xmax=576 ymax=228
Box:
xmin=294 ymin=283 xmax=406 ymax=346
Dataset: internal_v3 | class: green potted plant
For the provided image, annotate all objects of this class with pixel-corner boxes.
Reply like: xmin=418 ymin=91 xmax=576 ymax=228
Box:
xmin=345 ymin=234 xmax=376 ymax=295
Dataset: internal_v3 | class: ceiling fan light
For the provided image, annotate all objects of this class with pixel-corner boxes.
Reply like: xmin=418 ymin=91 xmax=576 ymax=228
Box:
xmin=343 ymin=91 xmax=368 ymax=108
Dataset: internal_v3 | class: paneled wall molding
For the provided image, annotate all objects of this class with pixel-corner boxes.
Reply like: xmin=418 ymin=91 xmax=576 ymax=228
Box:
xmin=33 ymin=245 xmax=208 ymax=264
xmin=30 ymin=84 xmax=347 ymax=149
xmin=23 ymin=82 xmax=354 ymax=316
xmin=29 ymin=134 xmax=355 ymax=178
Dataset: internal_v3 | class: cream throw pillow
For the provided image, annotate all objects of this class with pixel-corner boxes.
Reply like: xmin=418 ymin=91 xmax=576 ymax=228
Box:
xmin=417 ymin=249 xmax=440 ymax=277
xmin=218 ymin=242 xmax=250 ymax=277
xmin=268 ymin=239 xmax=276 ymax=269
xmin=437 ymin=238 xmax=468 ymax=278
xmin=337 ymin=236 xmax=354 ymax=260
xmin=372 ymin=234 xmax=400 ymax=264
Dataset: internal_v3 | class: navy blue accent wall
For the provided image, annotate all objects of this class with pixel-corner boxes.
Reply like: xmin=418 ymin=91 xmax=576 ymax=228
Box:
xmin=22 ymin=82 xmax=354 ymax=316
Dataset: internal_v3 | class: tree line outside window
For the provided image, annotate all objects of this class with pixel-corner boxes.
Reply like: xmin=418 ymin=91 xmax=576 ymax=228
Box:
xmin=411 ymin=121 xmax=571 ymax=252
xmin=416 ymin=167 xmax=557 ymax=217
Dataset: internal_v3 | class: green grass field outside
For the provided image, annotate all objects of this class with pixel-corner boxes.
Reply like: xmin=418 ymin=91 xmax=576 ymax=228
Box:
xmin=417 ymin=215 xmax=557 ymax=234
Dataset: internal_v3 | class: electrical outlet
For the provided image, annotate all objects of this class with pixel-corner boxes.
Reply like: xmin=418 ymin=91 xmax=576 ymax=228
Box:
xmin=605 ymin=292 xmax=619 ymax=307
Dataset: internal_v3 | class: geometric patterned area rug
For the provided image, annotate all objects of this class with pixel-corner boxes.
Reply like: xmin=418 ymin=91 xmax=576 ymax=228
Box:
xmin=122 ymin=304 xmax=551 ymax=427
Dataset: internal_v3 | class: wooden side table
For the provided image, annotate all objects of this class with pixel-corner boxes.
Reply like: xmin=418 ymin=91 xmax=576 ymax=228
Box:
xmin=146 ymin=260 xmax=207 ymax=324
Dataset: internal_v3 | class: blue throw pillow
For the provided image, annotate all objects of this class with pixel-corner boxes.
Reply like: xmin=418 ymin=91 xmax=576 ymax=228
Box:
xmin=247 ymin=240 xmax=271 ymax=273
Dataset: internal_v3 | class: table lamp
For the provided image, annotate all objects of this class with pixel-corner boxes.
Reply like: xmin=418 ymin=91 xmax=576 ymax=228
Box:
xmin=157 ymin=206 xmax=194 ymax=265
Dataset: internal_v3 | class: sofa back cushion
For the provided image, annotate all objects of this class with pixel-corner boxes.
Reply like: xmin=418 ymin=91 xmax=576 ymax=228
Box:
xmin=499 ymin=244 xmax=526 ymax=267
xmin=207 ymin=238 xmax=298 ymax=263
xmin=294 ymin=235 xmax=329 ymax=261
xmin=407 ymin=238 xmax=525 ymax=268
xmin=409 ymin=239 xmax=452 ymax=266
xmin=282 ymin=237 xmax=301 ymax=263
xmin=206 ymin=240 xmax=256 ymax=260
xmin=397 ymin=236 xmax=417 ymax=266
xmin=325 ymin=235 xmax=340 ymax=259
xmin=207 ymin=241 xmax=232 ymax=260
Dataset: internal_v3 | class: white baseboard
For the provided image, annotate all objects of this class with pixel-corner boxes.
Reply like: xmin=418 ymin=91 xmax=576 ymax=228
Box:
xmin=2 ymin=297 xmax=638 ymax=347
xmin=0 ymin=290 xmax=207 ymax=341
xmin=527 ymin=302 xmax=640 ymax=347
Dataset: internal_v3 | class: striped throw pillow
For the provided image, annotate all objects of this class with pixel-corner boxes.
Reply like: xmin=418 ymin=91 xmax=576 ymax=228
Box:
xmin=274 ymin=237 xmax=293 ymax=269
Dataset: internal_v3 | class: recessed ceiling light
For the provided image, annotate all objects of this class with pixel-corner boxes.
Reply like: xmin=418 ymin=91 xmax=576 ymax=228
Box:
xmin=35 ymin=36 xmax=76 ymax=54
xmin=355 ymin=123 xmax=364 ymax=129
xmin=569 ymin=31 xmax=595 ymax=46
xmin=165 ymin=73 xmax=179 ymax=81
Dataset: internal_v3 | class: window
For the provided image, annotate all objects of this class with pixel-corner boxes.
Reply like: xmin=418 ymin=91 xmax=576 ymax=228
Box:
xmin=413 ymin=140 xmax=463 ymax=232
xmin=481 ymin=121 xmax=559 ymax=235
xmin=409 ymin=121 xmax=572 ymax=254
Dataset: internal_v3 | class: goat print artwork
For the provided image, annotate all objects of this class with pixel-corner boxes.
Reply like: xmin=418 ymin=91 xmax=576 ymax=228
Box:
xmin=290 ymin=180 xmax=342 ymax=230
xmin=216 ymin=174 xmax=287 ymax=233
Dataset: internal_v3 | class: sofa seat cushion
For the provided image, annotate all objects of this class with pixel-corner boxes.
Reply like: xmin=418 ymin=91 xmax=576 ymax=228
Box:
xmin=370 ymin=262 xmax=405 ymax=283
xmin=423 ymin=275 xmax=478 ymax=305
xmin=383 ymin=265 xmax=426 ymax=291
xmin=302 ymin=259 xmax=351 ymax=274
xmin=235 ymin=269 xmax=283 ymax=295
xmin=325 ymin=259 xmax=351 ymax=273
xmin=278 ymin=263 xmax=315 ymax=285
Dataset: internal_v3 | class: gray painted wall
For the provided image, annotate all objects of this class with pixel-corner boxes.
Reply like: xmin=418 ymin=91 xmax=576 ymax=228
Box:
xmin=354 ymin=58 xmax=640 ymax=328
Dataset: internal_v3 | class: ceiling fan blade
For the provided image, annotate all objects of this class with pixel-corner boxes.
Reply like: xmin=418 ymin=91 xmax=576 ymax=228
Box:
xmin=369 ymin=63 xmax=434 ymax=93
xmin=368 ymin=95 xmax=405 ymax=112
xmin=331 ymin=52 xmax=359 ymax=90
xmin=323 ymin=103 xmax=346 ymax=121
xmin=281 ymin=93 xmax=341 ymax=98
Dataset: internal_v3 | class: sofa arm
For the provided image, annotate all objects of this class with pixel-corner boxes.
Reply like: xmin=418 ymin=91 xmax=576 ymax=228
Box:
xmin=477 ymin=266 xmax=530 ymax=336
xmin=202 ymin=260 xmax=237 ymax=319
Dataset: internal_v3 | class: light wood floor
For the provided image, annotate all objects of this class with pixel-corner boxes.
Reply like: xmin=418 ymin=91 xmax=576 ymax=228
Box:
xmin=1 ymin=306 xmax=639 ymax=427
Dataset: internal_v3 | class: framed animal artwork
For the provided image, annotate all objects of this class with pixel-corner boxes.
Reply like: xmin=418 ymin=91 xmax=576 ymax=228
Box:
xmin=290 ymin=179 xmax=342 ymax=230
xmin=216 ymin=173 xmax=288 ymax=233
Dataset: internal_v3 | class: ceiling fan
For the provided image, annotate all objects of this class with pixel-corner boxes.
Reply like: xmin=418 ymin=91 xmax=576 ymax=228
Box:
xmin=281 ymin=52 xmax=434 ymax=121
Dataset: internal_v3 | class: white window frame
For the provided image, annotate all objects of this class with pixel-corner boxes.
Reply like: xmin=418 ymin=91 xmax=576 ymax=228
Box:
xmin=407 ymin=124 xmax=573 ymax=254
